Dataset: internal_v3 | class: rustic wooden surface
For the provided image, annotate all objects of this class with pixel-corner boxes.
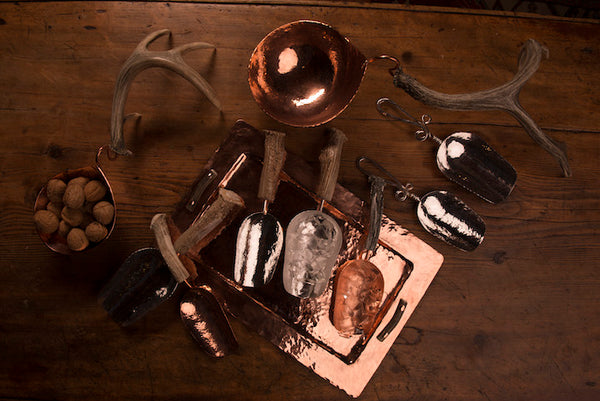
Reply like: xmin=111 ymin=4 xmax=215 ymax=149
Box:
xmin=1 ymin=1 xmax=598 ymax=400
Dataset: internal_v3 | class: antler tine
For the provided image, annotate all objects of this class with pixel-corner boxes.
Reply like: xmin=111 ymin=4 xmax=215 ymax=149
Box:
xmin=110 ymin=30 xmax=222 ymax=156
xmin=393 ymin=39 xmax=571 ymax=177
xmin=172 ymin=41 xmax=215 ymax=56
xmin=137 ymin=28 xmax=171 ymax=51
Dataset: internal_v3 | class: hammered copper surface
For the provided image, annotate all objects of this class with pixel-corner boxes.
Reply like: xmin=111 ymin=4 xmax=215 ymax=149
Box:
xmin=248 ymin=20 xmax=368 ymax=127
xmin=169 ymin=121 xmax=444 ymax=397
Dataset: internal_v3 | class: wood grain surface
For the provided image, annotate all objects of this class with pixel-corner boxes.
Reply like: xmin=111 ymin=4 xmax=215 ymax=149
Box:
xmin=0 ymin=1 xmax=598 ymax=400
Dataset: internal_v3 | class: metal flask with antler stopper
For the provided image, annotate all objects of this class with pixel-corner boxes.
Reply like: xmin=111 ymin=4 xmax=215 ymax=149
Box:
xmin=282 ymin=128 xmax=347 ymax=299
xmin=377 ymin=97 xmax=517 ymax=204
xmin=234 ymin=130 xmax=287 ymax=287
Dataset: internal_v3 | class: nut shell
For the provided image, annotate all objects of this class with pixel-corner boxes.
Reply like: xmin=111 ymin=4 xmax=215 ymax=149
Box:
xmin=67 ymin=228 xmax=89 ymax=251
xmin=69 ymin=176 xmax=90 ymax=187
xmin=46 ymin=179 xmax=67 ymax=204
xmin=46 ymin=202 xmax=63 ymax=218
xmin=34 ymin=210 xmax=59 ymax=234
xmin=61 ymin=206 xmax=84 ymax=227
xmin=85 ymin=222 xmax=108 ymax=242
xmin=58 ymin=220 xmax=72 ymax=238
xmin=93 ymin=201 xmax=114 ymax=225
xmin=63 ymin=184 xmax=85 ymax=209
xmin=84 ymin=180 xmax=107 ymax=203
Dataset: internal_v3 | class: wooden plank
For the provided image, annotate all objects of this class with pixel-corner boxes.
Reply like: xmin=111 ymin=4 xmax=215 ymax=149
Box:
xmin=0 ymin=1 xmax=598 ymax=400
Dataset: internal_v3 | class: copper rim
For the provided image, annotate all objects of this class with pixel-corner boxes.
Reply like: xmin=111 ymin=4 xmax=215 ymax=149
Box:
xmin=248 ymin=20 xmax=368 ymax=127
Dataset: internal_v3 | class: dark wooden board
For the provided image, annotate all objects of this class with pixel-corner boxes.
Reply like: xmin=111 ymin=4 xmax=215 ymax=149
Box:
xmin=0 ymin=2 xmax=598 ymax=400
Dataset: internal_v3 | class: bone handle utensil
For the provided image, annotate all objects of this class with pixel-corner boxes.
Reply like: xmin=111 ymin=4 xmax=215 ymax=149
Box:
xmin=257 ymin=130 xmax=286 ymax=205
xmin=234 ymin=130 xmax=286 ymax=287
xmin=282 ymin=128 xmax=346 ymax=298
xmin=316 ymin=128 xmax=347 ymax=206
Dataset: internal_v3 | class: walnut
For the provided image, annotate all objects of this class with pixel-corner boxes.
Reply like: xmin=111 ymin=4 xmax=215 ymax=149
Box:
xmin=58 ymin=220 xmax=72 ymax=238
xmin=46 ymin=201 xmax=63 ymax=218
xmin=61 ymin=206 xmax=84 ymax=227
xmin=69 ymin=176 xmax=90 ymax=187
xmin=46 ymin=179 xmax=66 ymax=204
xmin=93 ymin=201 xmax=114 ymax=225
xmin=84 ymin=180 xmax=107 ymax=203
xmin=79 ymin=212 xmax=95 ymax=229
xmin=34 ymin=210 xmax=59 ymax=234
xmin=67 ymin=228 xmax=89 ymax=251
xmin=85 ymin=222 xmax=108 ymax=242
xmin=63 ymin=183 xmax=85 ymax=209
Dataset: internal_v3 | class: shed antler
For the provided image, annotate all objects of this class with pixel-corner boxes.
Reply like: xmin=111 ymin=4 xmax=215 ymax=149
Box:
xmin=392 ymin=39 xmax=570 ymax=177
xmin=110 ymin=29 xmax=221 ymax=156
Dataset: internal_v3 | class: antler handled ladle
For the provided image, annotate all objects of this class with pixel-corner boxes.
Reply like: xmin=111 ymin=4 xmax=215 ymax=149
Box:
xmin=248 ymin=20 xmax=570 ymax=177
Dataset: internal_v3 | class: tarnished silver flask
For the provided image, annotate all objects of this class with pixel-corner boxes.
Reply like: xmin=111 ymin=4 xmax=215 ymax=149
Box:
xmin=437 ymin=132 xmax=516 ymax=204
xmin=417 ymin=190 xmax=485 ymax=252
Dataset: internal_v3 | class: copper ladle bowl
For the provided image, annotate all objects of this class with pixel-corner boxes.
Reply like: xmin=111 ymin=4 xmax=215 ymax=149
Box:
xmin=248 ymin=20 xmax=368 ymax=127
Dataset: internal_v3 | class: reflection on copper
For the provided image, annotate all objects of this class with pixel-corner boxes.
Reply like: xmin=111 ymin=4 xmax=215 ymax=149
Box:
xmin=278 ymin=47 xmax=298 ymax=74
xmin=180 ymin=286 xmax=238 ymax=358
xmin=292 ymin=88 xmax=325 ymax=107
xmin=248 ymin=21 xmax=368 ymax=127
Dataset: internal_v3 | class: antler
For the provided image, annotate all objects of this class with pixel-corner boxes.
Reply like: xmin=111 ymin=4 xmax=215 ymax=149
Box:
xmin=110 ymin=29 xmax=222 ymax=156
xmin=393 ymin=39 xmax=571 ymax=177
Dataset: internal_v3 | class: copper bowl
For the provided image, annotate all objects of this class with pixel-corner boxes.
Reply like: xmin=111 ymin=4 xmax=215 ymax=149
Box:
xmin=248 ymin=20 xmax=368 ymax=127
xmin=34 ymin=148 xmax=116 ymax=255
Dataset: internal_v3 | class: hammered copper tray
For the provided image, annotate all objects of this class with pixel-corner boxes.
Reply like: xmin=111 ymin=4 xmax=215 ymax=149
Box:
xmin=170 ymin=120 xmax=444 ymax=397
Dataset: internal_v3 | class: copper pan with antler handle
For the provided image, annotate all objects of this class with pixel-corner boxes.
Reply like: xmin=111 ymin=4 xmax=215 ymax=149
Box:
xmin=248 ymin=20 xmax=569 ymax=177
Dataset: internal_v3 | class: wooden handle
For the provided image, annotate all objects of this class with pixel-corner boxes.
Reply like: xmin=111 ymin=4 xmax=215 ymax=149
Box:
xmin=257 ymin=130 xmax=286 ymax=203
xmin=316 ymin=128 xmax=347 ymax=202
xmin=151 ymin=188 xmax=245 ymax=283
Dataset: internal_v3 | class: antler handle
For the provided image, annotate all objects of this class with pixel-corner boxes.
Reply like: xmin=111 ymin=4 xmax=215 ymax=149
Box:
xmin=151 ymin=188 xmax=245 ymax=282
xmin=317 ymin=128 xmax=347 ymax=202
xmin=392 ymin=39 xmax=571 ymax=177
xmin=110 ymin=29 xmax=222 ymax=156
xmin=364 ymin=176 xmax=386 ymax=253
xmin=257 ymin=130 xmax=286 ymax=203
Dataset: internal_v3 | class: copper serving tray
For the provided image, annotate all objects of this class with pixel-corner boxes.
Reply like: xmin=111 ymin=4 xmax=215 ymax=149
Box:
xmin=170 ymin=121 xmax=444 ymax=397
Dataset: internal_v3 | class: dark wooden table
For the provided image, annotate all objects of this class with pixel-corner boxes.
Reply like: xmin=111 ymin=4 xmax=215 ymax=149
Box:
xmin=1 ymin=1 xmax=598 ymax=400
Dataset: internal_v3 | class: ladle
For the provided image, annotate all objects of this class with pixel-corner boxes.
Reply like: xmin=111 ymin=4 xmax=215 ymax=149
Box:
xmin=234 ymin=130 xmax=287 ymax=287
xmin=248 ymin=20 xmax=569 ymax=177
xmin=282 ymin=128 xmax=346 ymax=298
xmin=357 ymin=156 xmax=485 ymax=252
xmin=331 ymin=175 xmax=386 ymax=337
xmin=376 ymin=97 xmax=517 ymax=204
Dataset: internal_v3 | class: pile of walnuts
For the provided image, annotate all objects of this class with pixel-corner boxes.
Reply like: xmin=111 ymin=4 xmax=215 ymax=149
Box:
xmin=34 ymin=176 xmax=114 ymax=251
